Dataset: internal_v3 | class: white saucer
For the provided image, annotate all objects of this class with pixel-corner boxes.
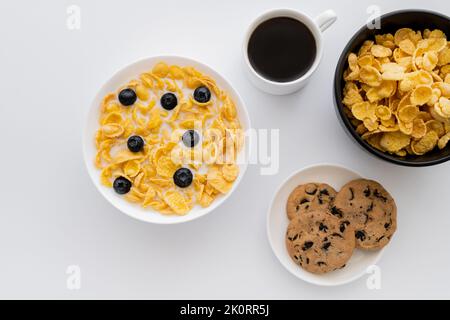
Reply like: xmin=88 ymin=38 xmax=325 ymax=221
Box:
xmin=267 ymin=163 xmax=384 ymax=286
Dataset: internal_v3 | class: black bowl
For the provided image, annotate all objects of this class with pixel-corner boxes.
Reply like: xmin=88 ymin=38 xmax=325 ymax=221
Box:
xmin=334 ymin=10 xmax=450 ymax=167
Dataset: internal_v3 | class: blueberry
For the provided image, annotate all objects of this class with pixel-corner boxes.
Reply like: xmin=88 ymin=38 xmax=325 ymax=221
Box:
xmin=160 ymin=93 xmax=177 ymax=110
xmin=113 ymin=176 xmax=132 ymax=194
xmin=193 ymin=86 xmax=211 ymax=103
xmin=182 ymin=130 xmax=200 ymax=148
xmin=118 ymin=88 xmax=137 ymax=106
xmin=173 ymin=168 xmax=193 ymax=188
xmin=127 ymin=135 xmax=144 ymax=153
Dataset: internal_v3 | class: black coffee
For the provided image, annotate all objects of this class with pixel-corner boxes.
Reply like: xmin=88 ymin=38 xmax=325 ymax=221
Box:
xmin=247 ymin=17 xmax=317 ymax=82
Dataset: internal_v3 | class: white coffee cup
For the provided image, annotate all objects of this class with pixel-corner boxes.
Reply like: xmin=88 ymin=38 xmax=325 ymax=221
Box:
xmin=243 ymin=8 xmax=337 ymax=95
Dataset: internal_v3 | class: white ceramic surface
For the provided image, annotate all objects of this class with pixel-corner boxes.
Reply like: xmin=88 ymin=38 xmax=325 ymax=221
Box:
xmin=83 ymin=55 xmax=251 ymax=224
xmin=267 ymin=164 xmax=384 ymax=286
xmin=242 ymin=8 xmax=337 ymax=95
xmin=5 ymin=0 xmax=450 ymax=299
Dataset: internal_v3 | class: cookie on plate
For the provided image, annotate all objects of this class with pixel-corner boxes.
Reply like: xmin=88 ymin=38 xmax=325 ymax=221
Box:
xmin=286 ymin=183 xmax=337 ymax=220
xmin=332 ymin=179 xmax=397 ymax=250
xmin=286 ymin=210 xmax=355 ymax=274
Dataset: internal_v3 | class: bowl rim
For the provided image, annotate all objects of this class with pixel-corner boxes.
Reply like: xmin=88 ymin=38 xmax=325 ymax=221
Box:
xmin=333 ymin=9 xmax=450 ymax=167
xmin=266 ymin=163 xmax=385 ymax=286
xmin=82 ymin=55 xmax=251 ymax=224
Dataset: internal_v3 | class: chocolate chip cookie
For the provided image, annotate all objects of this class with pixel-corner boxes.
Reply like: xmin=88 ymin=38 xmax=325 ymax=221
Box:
xmin=286 ymin=210 xmax=355 ymax=274
xmin=332 ymin=179 xmax=397 ymax=250
xmin=286 ymin=183 xmax=337 ymax=220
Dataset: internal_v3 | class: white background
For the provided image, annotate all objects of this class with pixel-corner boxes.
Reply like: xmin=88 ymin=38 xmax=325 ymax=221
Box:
xmin=1 ymin=0 xmax=449 ymax=299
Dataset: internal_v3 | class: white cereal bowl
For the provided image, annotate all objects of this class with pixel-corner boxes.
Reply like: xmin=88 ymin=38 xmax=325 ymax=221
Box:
xmin=83 ymin=55 xmax=251 ymax=224
xmin=267 ymin=164 xmax=384 ymax=286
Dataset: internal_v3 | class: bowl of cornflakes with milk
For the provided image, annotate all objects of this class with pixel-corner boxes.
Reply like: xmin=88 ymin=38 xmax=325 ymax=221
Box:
xmin=334 ymin=10 xmax=450 ymax=166
xmin=83 ymin=56 xmax=251 ymax=224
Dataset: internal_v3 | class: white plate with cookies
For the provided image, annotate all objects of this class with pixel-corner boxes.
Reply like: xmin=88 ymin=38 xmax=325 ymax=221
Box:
xmin=267 ymin=163 xmax=396 ymax=286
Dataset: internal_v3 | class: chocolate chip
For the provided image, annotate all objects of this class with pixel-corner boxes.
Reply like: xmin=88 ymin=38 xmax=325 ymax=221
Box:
xmin=318 ymin=189 xmax=331 ymax=205
xmin=302 ymin=241 xmax=313 ymax=251
xmin=297 ymin=199 xmax=309 ymax=211
xmin=332 ymin=233 xmax=343 ymax=238
xmin=367 ymin=202 xmax=374 ymax=212
xmin=319 ymin=223 xmax=328 ymax=232
xmin=330 ymin=206 xmax=343 ymax=218
xmin=349 ymin=187 xmax=355 ymax=200
xmin=364 ymin=186 xmax=371 ymax=197
xmin=376 ymin=236 xmax=385 ymax=242
xmin=340 ymin=221 xmax=350 ymax=233
xmin=322 ymin=242 xmax=331 ymax=250
xmin=288 ymin=234 xmax=299 ymax=241
xmin=305 ymin=187 xmax=317 ymax=195
xmin=355 ymin=230 xmax=366 ymax=241
xmin=374 ymin=189 xmax=388 ymax=202
xmin=306 ymin=258 xmax=310 ymax=264
xmin=317 ymin=261 xmax=327 ymax=266
xmin=384 ymin=222 xmax=391 ymax=230
xmin=363 ymin=213 xmax=369 ymax=224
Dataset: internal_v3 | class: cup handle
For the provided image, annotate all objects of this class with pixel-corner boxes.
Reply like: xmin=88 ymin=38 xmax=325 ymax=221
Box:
xmin=314 ymin=9 xmax=337 ymax=32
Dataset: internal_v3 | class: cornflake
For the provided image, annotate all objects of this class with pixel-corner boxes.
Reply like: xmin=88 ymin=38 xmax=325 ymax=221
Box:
xmin=342 ymin=28 xmax=450 ymax=156
xmin=95 ymin=62 xmax=243 ymax=215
